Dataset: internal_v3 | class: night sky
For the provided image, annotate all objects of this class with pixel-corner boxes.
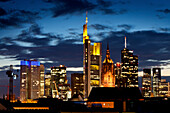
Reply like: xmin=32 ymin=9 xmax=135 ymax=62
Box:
xmin=0 ymin=0 xmax=170 ymax=98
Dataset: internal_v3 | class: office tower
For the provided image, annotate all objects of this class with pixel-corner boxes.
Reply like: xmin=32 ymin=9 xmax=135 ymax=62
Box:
xmin=121 ymin=37 xmax=138 ymax=87
xmin=20 ymin=59 xmax=40 ymax=102
xmin=45 ymin=72 xmax=51 ymax=97
xmin=90 ymin=43 xmax=102 ymax=87
xmin=40 ymin=64 xmax=45 ymax=97
xmin=153 ymin=68 xmax=161 ymax=97
xmin=159 ymin=79 xmax=170 ymax=97
xmin=71 ymin=73 xmax=84 ymax=97
xmin=50 ymin=65 xmax=71 ymax=100
xmin=115 ymin=62 xmax=121 ymax=87
xmin=142 ymin=69 xmax=152 ymax=97
xmin=101 ymin=43 xmax=115 ymax=87
xmin=83 ymin=13 xmax=102 ymax=98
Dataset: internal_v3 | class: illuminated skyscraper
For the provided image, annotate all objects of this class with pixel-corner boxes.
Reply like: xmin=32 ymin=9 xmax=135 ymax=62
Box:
xmin=121 ymin=37 xmax=138 ymax=87
xmin=83 ymin=12 xmax=102 ymax=98
xmin=40 ymin=64 xmax=45 ymax=97
xmin=101 ymin=43 xmax=115 ymax=87
xmin=142 ymin=69 xmax=152 ymax=97
xmin=20 ymin=59 xmax=40 ymax=102
xmin=50 ymin=65 xmax=71 ymax=100
xmin=159 ymin=79 xmax=170 ymax=97
xmin=90 ymin=43 xmax=102 ymax=88
xmin=71 ymin=73 xmax=84 ymax=97
xmin=153 ymin=68 xmax=161 ymax=97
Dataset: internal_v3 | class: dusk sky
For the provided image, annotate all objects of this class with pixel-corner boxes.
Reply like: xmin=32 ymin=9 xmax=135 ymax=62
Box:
xmin=0 ymin=0 xmax=170 ymax=97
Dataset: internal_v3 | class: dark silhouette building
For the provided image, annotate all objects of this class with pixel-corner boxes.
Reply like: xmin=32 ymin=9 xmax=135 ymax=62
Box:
xmin=71 ymin=73 xmax=84 ymax=97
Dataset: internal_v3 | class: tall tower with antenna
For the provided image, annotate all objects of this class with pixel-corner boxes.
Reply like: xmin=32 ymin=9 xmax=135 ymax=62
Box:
xmin=121 ymin=37 xmax=138 ymax=87
xmin=83 ymin=12 xmax=101 ymax=98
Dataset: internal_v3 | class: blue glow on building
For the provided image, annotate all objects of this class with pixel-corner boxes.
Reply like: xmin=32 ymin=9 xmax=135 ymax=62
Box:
xmin=31 ymin=61 xmax=40 ymax=66
xmin=20 ymin=61 xmax=40 ymax=66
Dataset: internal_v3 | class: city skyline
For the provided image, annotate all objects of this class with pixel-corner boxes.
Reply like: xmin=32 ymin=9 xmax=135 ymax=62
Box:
xmin=0 ymin=0 xmax=170 ymax=97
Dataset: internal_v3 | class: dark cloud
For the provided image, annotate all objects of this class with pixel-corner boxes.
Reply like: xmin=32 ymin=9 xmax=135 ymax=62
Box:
xmin=0 ymin=8 xmax=7 ymax=16
xmin=117 ymin=24 xmax=133 ymax=30
xmin=157 ymin=9 xmax=170 ymax=14
xmin=0 ymin=0 xmax=10 ymax=2
xmin=45 ymin=0 xmax=96 ymax=17
xmin=43 ymin=0 xmax=128 ymax=17
xmin=0 ymin=9 xmax=40 ymax=28
xmin=90 ymin=24 xmax=112 ymax=30
xmin=159 ymin=28 xmax=170 ymax=32
xmin=97 ymin=0 xmax=112 ymax=7
xmin=99 ymin=8 xmax=128 ymax=15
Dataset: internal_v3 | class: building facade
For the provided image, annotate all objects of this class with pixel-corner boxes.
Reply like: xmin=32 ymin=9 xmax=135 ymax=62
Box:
xmin=121 ymin=37 xmax=138 ymax=88
xmin=20 ymin=59 xmax=40 ymax=102
xmin=71 ymin=73 xmax=84 ymax=97
xmin=142 ymin=69 xmax=152 ymax=97
xmin=90 ymin=43 xmax=102 ymax=88
xmin=153 ymin=68 xmax=161 ymax=97
xmin=101 ymin=44 xmax=115 ymax=87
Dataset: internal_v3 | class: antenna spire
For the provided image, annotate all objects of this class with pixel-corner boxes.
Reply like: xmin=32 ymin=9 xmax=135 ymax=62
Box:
xmin=86 ymin=11 xmax=88 ymax=24
xmin=125 ymin=36 xmax=127 ymax=48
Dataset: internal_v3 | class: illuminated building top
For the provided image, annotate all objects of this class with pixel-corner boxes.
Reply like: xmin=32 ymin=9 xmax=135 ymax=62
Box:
xmin=83 ymin=12 xmax=89 ymax=44
xmin=21 ymin=60 xmax=40 ymax=66
xmin=91 ymin=43 xmax=101 ymax=56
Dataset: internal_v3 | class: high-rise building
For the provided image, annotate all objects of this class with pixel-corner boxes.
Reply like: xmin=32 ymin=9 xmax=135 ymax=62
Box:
xmin=159 ymin=79 xmax=170 ymax=97
xmin=153 ymin=68 xmax=161 ymax=97
xmin=40 ymin=64 xmax=45 ymax=97
xmin=45 ymin=72 xmax=51 ymax=97
xmin=83 ymin=13 xmax=102 ymax=98
xmin=90 ymin=43 xmax=102 ymax=87
xmin=71 ymin=73 xmax=84 ymax=97
xmin=50 ymin=65 xmax=71 ymax=100
xmin=115 ymin=62 xmax=121 ymax=87
xmin=20 ymin=59 xmax=40 ymax=102
xmin=121 ymin=37 xmax=138 ymax=88
xmin=142 ymin=69 xmax=152 ymax=97
xmin=101 ymin=43 xmax=115 ymax=87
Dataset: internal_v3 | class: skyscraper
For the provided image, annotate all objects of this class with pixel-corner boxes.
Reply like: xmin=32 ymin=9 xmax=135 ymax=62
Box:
xmin=153 ymin=68 xmax=161 ymax=97
xmin=50 ymin=65 xmax=71 ymax=100
xmin=121 ymin=37 xmax=138 ymax=87
xmin=142 ymin=69 xmax=152 ymax=97
xmin=40 ymin=64 xmax=45 ymax=97
xmin=20 ymin=59 xmax=40 ymax=102
xmin=71 ymin=73 xmax=84 ymax=97
xmin=51 ymin=65 xmax=67 ymax=98
xmin=90 ymin=43 xmax=102 ymax=88
xmin=83 ymin=13 xmax=102 ymax=98
xmin=101 ymin=43 xmax=115 ymax=87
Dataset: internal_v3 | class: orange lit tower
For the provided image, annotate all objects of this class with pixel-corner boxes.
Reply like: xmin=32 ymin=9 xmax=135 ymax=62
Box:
xmin=101 ymin=43 xmax=115 ymax=87
xmin=83 ymin=12 xmax=102 ymax=98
